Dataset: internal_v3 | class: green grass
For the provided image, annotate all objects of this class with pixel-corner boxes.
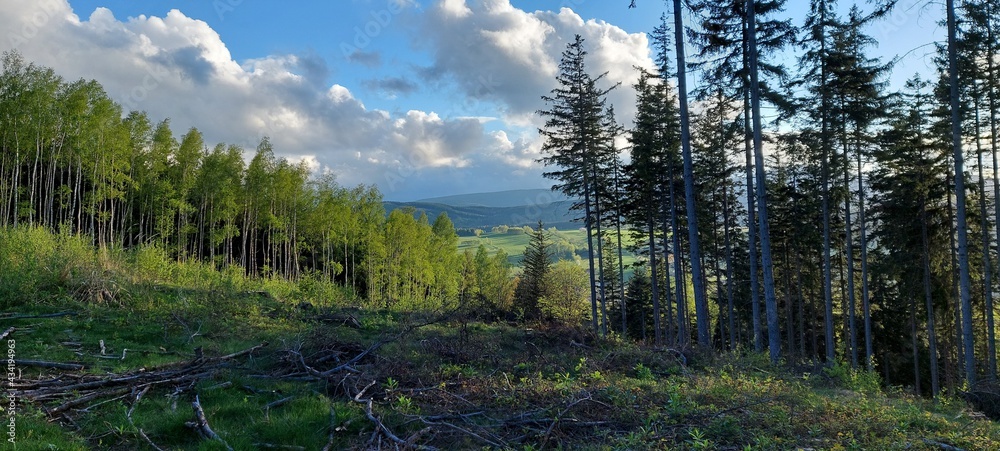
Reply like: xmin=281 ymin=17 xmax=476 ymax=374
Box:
xmin=4 ymin=225 xmax=1000 ymax=450
xmin=458 ymin=227 xmax=641 ymax=275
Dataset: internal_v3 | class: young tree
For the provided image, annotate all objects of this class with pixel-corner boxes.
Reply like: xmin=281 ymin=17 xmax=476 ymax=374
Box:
xmin=514 ymin=221 xmax=553 ymax=319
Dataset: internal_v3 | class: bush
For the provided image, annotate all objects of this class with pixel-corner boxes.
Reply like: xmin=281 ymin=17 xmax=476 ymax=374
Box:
xmin=0 ymin=226 xmax=104 ymax=307
xmin=824 ymin=359 xmax=883 ymax=395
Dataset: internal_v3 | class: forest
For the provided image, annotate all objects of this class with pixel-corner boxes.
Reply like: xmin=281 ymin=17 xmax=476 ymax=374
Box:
xmin=1 ymin=0 xmax=999 ymax=410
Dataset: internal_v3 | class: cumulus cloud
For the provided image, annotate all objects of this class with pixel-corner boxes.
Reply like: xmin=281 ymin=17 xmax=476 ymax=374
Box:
xmin=0 ymin=0 xmax=494 ymax=190
xmin=417 ymin=0 xmax=655 ymax=126
xmin=0 ymin=0 xmax=649 ymax=198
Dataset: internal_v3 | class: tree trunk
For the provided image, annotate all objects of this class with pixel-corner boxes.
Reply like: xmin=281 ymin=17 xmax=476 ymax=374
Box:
xmin=819 ymin=0 xmax=836 ymax=365
xmin=975 ymin=104 xmax=998 ymax=380
xmin=615 ymin=164 xmax=628 ymax=338
xmin=748 ymin=0 xmax=781 ymax=363
xmin=922 ymin=196 xmax=940 ymax=397
xmin=724 ymin=186 xmax=736 ymax=348
xmin=948 ymin=0 xmax=977 ymax=388
xmin=660 ymin=201 xmax=675 ymax=344
xmin=673 ymin=0 xmax=710 ymax=348
xmin=842 ymin=133 xmax=858 ymax=368
xmin=649 ymin=206 xmax=661 ymax=346
xmin=594 ymin=183 xmax=609 ymax=337
xmin=584 ymin=181 xmax=600 ymax=336
xmin=858 ymin=151 xmax=873 ymax=370
xmin=670 ymin=162 xmax=687 ymax=346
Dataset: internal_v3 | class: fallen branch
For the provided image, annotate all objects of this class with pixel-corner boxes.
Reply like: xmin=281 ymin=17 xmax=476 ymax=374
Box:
xmin=50 ymin=387 xmax=131 ymax=415
xmin=0 ymin=327 xmax=14 ymax=341
xmin=186 ymin=395 xmax=233 ymax=451
xmin=353 ymin=381 xmax=438 ymax=451
xmin=264 ymin=396 xmax=295 ymax=410
xmin=417 ymin=415 xmax=505 ymax=449
xmin=922 ymin=439 xmax=967 ymax=451
xmin=316 ymin=313 xmax=362 ymax=329
xmin=125 ymin=386 xmax=166 ymax=451
xmin=137 ymin=428 xmax=167 ymax=451
xmin=14 ymin=360 xmax=86 ymax=371
xmin=1 ymin=311 xmax=77 ymax=320
xmin=215 ymin=342 xmax=269 ymax=361
xmin=540 ymin=394 xmax=592 ymax=449
xmin=252 ymin=444 xmax=305 ymax=450
xmin=321 ymin=404 xmax=338 ymax=451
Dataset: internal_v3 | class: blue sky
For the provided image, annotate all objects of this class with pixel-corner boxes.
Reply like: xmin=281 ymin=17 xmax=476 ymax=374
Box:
xmin=2 ymin=0 xmax=942 ymax=201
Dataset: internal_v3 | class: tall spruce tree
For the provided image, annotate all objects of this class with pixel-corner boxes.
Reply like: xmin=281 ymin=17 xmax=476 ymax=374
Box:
xmin=538 ymin=35 xmax=616 ymax=335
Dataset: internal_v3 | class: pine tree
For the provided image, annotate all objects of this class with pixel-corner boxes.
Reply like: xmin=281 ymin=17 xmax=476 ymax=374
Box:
xmin=515 ymin=221 xmax=552 ymax=319
xmin=538 ymin=35 xmax=617 ymax=335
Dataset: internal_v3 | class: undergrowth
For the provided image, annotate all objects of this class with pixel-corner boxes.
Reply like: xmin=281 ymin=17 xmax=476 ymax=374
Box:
xmin=1 ymin=225 xmax=998 ymax=450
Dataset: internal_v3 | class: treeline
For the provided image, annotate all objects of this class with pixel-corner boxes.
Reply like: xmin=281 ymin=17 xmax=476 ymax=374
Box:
xmin=0 ymin=51 xmax=520 ymax=312
xmin=540 ymin=0 xmax=1000 ymax=396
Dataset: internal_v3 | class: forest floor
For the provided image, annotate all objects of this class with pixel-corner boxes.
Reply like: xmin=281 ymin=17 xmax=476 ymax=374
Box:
xmin=7 ymin=283 xmax=1000 ymax=450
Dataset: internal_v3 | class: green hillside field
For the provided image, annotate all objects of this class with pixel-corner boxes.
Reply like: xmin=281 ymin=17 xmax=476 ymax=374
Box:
xmin=458 ymin=227 xmax=640 ymax=276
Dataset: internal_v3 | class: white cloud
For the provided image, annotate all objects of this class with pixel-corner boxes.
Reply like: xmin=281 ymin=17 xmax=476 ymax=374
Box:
xmin=0 ymin=0 xmax=499 ymax=192
xmin=418 ymin=0 xmax=655 ymax=127
xmin=0 ymin=0 xmax=648 ymax=198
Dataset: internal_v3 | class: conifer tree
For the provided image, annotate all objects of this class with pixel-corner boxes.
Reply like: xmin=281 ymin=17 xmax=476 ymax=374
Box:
xmin=538 ymin=35 xmax=616 ymax=334
xmin=515 ymin=221 xmax=552 ymax=319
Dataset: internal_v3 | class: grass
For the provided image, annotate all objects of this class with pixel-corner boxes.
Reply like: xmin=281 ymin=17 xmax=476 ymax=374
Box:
xmin=458 ymin=227 xmax=641 ymax=275
xmin=3 ymin=225 xmax=1000 ymax=450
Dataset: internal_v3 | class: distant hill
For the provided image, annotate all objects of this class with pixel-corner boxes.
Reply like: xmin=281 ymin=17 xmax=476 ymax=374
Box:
xmin=414 ymin=189 xmax=574 ymax=208
xmin=383 ymin=200 xmax=579 ymax=230
xmin=384 ymin=189 xmax=581 ymax=229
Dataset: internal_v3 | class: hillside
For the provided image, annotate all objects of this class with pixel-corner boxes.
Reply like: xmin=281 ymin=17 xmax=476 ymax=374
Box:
xmin=458 ymin=227 xmax=641 ymax=277
xmin=383 ymin=199 xmax=579 ymax=229
xmin=5 ymin=228 xmax=1000 ymax=450
xmin=414 ymin=189 xmax=574 ymax=208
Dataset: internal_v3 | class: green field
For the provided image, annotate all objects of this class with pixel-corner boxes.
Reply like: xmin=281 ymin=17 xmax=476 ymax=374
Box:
xmin=458 ymin=227 xmax=640 ymax=276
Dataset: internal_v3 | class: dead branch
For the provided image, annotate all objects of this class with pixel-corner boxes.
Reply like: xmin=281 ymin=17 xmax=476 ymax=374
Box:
xmin=50 ymin=387 xmax=131 ymax=415
xmin=136 ymin=428 xmax=167 ymax=451
xmin=18 ymin=342 xmax=267 ymax=424
xmin=922 ymin=439 xmax=967 ymax=451
xmin=321 ymin=404 xmax=338 ymax=451
xmin=215 ymin=342 xmax=269 ymax=361
xmin=416 ymin=415 xmax=505 ymax=449
xmin=205 ymin=381 xmax=232 ymax=390
xmin=187 ymin=394 xmax=233 ymax=451
xmin=316 ymin=313 xmax=362 ymax=329
xmin=540 ymin=393 xmax=592 ymax=449
xmin=14 ymin=360 xmax=86 ymax=371
xmin=252 ymin=444 xmax=305 ymax=450
xmin=0 ymin=311 xmax=77 ymax=320
xmin=125 ymin=386 xmax=166 ymax=451
xmin=264 ymin=396 xmax=294 ymax=410
xmin=360 ymin=397 xmax=437 ymax=450
xmin=126 ymin=386 xmax=150 ymax=419
xmin=351 ymin=380 xmax=438 ymax=451
xmin=0 ymin=327 xmax=14 ymax=341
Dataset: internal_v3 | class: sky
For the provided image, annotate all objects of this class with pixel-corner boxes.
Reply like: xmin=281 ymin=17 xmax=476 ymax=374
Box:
xmin=1 ymin=0 xmax=944 ymax=201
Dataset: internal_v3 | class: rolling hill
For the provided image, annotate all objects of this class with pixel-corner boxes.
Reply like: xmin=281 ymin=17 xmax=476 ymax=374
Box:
xmin=384 ymin=189 xmax=580 ymax=229
xmin=414 ymin=189 xmax=573 ymax=208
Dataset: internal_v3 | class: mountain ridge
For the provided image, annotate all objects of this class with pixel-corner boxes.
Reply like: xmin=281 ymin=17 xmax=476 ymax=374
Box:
xmin=411 ymin=188 xmax=574 ymax=208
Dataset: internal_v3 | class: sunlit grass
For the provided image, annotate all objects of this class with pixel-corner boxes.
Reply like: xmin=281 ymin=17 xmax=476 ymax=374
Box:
xmin=3 ymin=225 xmax=999 ymax=450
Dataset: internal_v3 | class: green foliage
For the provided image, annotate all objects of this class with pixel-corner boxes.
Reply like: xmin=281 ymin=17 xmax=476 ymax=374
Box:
xmin=823 ymin=360 xmax=883 ymax=395
xmin=538 ymin=260 xmax=591 ymax=324
xmin=633 ymin=363 xmax=654 ymax=381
